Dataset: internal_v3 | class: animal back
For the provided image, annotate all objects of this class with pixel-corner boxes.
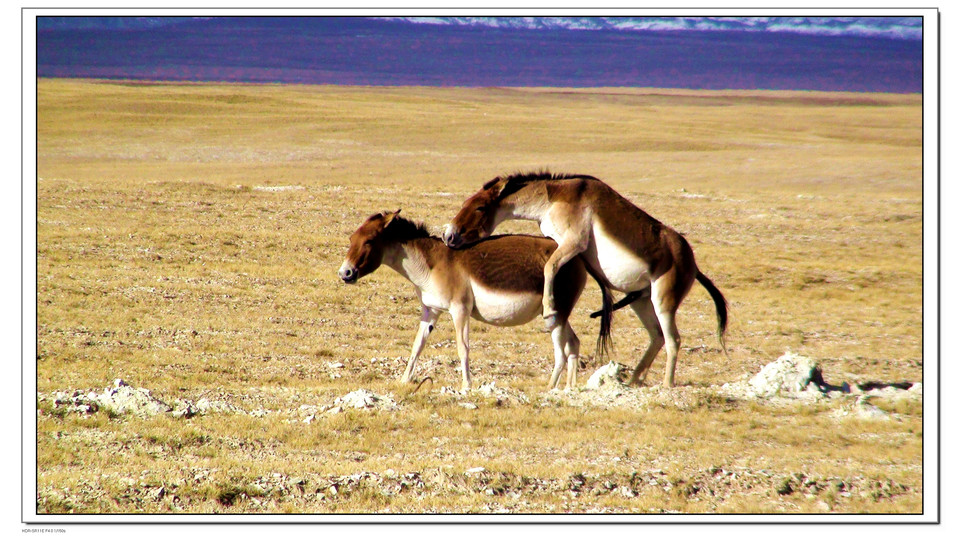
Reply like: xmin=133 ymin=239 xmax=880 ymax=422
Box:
xmin=458 ymin=235 xmax=556 ymax=293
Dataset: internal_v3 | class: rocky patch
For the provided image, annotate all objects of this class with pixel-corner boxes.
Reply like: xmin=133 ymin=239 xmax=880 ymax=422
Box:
xmin=40 ymin=379 xmax=172 ymax=418
xmin=38 ymin=379 xmax=241 ymax=419
xmin=37 ymin=352 xmax=921 ymax=421
xmin=438 ymin=381 xmax=531 ymax=407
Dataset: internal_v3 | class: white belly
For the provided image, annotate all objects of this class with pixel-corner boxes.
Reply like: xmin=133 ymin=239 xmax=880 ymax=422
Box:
xmin=591 ymin=223 xmax=651 ymax=291
xmin=470 ymin=281 xmax=542 ymax=327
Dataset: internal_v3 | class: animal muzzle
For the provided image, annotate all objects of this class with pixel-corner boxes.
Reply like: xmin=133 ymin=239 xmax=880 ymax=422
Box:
xmin=338 ymin=262 xmax=358 ymax=283
xmin=442 ymin=224 xmax=463 ymax=248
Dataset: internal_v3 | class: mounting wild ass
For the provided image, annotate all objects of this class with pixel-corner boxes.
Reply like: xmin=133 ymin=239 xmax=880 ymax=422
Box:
xmin=339 ymin=210 xmax=613 ymax=391
xmin=442 ymin=171 xmax=728 ymax=388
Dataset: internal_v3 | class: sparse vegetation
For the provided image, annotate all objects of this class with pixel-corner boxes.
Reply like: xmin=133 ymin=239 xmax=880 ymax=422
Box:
xmin=35 ymin=79 xmax=922 ymax=515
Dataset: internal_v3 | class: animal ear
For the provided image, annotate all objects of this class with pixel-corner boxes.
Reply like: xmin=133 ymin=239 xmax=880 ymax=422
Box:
xmin=481 ymin=177 xmax=509 ymax=199
xmin=492 ymin=177 xmax=509 ymax=197
xmin=382 ymin=209 xmax=401 ymax=226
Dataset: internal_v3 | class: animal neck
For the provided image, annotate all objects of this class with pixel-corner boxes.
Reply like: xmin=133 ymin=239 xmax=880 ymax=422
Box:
xmin=382 ymin=238 xmax=438 ymax=289
xmin=503 ymin=184 xmax=552 ymax=223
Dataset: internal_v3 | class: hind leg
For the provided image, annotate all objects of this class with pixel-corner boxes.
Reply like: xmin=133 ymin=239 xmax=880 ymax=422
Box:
xmin=652 ymin=266 xmax=696 ymax=387
xmin=627 ymin=295 xmax=665 ymax=386
xmin=450 ymin=303 xmax=473 ymax=391
xmin=650 ymin=279 xmax=684 ymax=388
xmin=655 ymin=308 xmax=681 ymax=387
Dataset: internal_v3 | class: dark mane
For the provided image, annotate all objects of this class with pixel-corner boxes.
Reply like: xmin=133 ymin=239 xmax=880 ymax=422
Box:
xmin=381 ymin=214 xmax=437 ymax=243
xmin=486 ymin=170 xmax=602 ymax=200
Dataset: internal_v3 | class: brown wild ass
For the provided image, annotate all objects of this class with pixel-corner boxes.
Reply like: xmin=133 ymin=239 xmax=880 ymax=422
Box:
xmin=443 ymin=171 xmax=728 ymax=388
xmin=339 ymin=210 xmax=613 ymax=391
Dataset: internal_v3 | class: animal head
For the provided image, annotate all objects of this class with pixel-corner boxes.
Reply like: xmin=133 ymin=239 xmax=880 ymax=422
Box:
xmin=338 ymin=210 xmax=402 ymax=283
xmin=442 ymin=176 xmax=507 ymax=248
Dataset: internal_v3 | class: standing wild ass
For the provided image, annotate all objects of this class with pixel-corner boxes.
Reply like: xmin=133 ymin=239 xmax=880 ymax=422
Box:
xmin=442 ymin=171 xmax=728 ymax=388
xmin=339 ymin=210 xmax=613 ymax=391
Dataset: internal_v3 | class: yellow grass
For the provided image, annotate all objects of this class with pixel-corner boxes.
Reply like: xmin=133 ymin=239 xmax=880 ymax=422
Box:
xmin=35 ymin=79 xmax=923 ymax=516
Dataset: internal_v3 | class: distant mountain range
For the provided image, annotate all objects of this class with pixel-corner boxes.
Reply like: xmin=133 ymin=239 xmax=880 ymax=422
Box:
xmin=36 ymin=15 xmax=923 ymax=41
xmin=36 ymin=16 xmax=924 ymax=92
xmin=375 ymin=16 xmax=923 ymax=41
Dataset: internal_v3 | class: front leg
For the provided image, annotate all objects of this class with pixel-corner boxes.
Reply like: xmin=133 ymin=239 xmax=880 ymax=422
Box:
xmin=546 ymin=323 xmax=567 ymax=390
xmin=542 ymin=229 xmax=591 ymax=330
xmin=563 ymin=322 xmax=581 ymax=391
xmin=449 ymin=302 xmax=473 ymax=392
xmin=401 ymin=306 xmax=441 ymax=384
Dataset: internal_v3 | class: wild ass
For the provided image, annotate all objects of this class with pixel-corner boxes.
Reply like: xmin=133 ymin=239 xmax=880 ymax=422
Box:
xmin=443 ymin=171 xmax=728 ymax=388
xmin=339 ymin=210 xmax=613 ymax=391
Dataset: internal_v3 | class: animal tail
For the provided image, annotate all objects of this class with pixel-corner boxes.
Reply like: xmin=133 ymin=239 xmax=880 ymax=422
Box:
xmin=583 ymin=264 xmax=614 ymax=360
xmin=589 ymin=289 xmax=650 ymax=318
xmin=696 ymin=271 xmax=730 ymax=358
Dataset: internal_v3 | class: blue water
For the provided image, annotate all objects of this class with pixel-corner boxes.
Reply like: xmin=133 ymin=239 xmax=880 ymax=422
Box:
xmin=36 ymin=16 xmax=923 ymax=93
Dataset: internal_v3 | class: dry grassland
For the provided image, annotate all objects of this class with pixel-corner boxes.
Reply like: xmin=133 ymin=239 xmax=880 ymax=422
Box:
xmin=35 ymin=79 xmax=923 ymax=515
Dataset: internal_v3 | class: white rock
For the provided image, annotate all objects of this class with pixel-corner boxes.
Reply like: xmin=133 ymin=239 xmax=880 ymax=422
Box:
xmin=95 ymin=384 xmax=172 ymax=417
xmin=586 ymin=362 xmax=623 ymax=390
xmin=339 ymin=389 xmax=377 ymax=408
xmin=748 ymin=352 xmax=823 ymax=398
xmin=334 ymin=389 xmax=398 ymax=410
